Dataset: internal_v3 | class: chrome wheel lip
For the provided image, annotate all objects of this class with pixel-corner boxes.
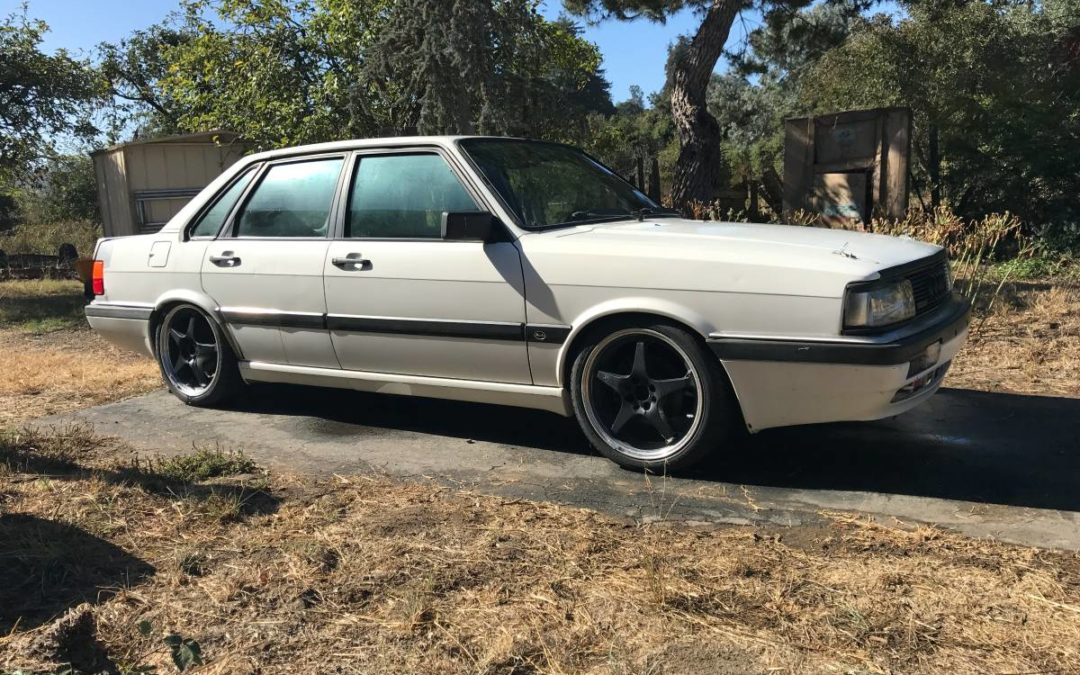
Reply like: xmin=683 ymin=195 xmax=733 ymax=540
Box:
xmin=158 ymin=306 xmax=221 ymax=398
xmin=581 ymin=328 xmax=705 ymax=462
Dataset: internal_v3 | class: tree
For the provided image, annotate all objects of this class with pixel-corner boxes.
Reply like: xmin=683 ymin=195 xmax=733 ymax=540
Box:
xmin=156 ymin=0 xmax=609 ymax=150
xmin=584 ymin=87 xmax=676 ymax=195
xmin=0 ymin=8 xmax=101 ymax=181
xmin=566 ymin=0 xmax=827 ymax=209
xmin=153 ymin=0 xmax=393 ymax=150
xmin=705 ymin=2 xmax=865 ymax=211
xmin=98 ymin=23 xmax=194 ymax=138
xmin=359 ymin=1 xmax=611 ymax=139
xmin=16 ymin=153 xmax=99 ymax=225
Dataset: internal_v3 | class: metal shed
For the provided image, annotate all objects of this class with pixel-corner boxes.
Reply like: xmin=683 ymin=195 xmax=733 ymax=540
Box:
xmin=91 ymin=130 xmax=247 ymax=237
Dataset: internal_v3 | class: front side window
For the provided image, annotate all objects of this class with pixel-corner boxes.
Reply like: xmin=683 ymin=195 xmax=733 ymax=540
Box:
xmin=190 ymin=167 xmax=256 ymax=238
xmin=347 ymin=153 xmax=479 ymax=239
xmin=235 ymin=158 xmax=343 ymax=238
xmin=459 ymin=139 xmax=674 ymax=230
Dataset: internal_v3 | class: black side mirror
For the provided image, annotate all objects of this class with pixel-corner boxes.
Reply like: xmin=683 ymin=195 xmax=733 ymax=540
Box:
xmin=441 ymin=211 xmax=500 ymax=242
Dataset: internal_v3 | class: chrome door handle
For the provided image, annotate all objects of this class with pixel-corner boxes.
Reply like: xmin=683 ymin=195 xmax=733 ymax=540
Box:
xmin=209 ymin=253 xmax=241 ymax=267
xmin=332 ymin=255 xmax=370 ymax=270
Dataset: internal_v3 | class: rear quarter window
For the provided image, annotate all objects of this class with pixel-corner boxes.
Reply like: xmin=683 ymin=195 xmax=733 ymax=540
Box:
xmin=189 ymin=168 xmax=258 ymax=238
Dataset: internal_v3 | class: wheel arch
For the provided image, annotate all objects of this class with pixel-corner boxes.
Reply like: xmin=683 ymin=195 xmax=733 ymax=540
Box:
xmin=556 ymin=298 xmax=713 ymax=387
xmin=556 ymin=302 xmax=748 ymax=432
xmin=149 ymin=289 xmax=244 ymax=361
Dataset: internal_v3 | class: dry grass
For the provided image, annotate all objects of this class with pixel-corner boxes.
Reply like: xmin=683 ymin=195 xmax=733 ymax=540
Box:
xmin=0 ymin=280 xmax=161 ymax=427
xmin=0 ymin=328 xmax=160 ymax=427
xmin=947 ymin=280 xmax=1080 ymax=397
xmin=2 ymin=272 xmax=1080 ymax=674
xmin=1 ymin=427 xmax=1078 ymax=675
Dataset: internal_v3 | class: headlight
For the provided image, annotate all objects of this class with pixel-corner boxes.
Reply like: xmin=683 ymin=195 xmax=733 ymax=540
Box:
xmin=844 ymin=279 xmax=916 ymax=329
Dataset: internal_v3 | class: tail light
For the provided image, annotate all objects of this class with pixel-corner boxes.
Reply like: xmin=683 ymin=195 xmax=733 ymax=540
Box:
xmin=91 ymin=260 xmax=105 ymax=296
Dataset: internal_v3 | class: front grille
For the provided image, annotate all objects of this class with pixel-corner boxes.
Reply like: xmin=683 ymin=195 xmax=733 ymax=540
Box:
xmin=907 ymin=259 xmax=951 ymax=315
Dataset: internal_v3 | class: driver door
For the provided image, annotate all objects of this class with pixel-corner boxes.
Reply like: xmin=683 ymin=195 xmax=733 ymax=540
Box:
xmin=323 ymin=149 xmax=530 ymax=383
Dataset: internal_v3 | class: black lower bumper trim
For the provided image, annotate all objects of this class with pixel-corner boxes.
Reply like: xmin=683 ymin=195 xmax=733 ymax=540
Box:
xmin=84 ymin=304 xmax=153 ymax=321
xmin=708 ymin=297 xmax=970 ymax=366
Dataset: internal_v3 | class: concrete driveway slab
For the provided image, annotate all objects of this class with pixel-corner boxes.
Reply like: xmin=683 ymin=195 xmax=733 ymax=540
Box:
xmin=47 ymin=385 xmax=1080 ymax=549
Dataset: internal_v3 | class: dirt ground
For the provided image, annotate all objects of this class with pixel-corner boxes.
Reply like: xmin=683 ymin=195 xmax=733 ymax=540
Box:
xmin=2 ymin=278 xmax=1079 ymax=674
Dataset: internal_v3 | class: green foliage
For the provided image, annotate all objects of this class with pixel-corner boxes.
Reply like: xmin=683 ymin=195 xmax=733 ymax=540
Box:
xmin=708 ymin=2 xmax=864 ymax=188
xmin=155 ymin=0 xmax=610 ymax=149
xmin=0 ymin=8 xmax=102 ymax=181
xmin=11 ymin=154 xmax=99 ymax=226
xmin=0 ymin=219 xmax=101 ymax=257
xmin=159 ymin=0 xmax=383 ymax=149
xmin=98 ymin=23 xmax=194 ymax=138
xmin=583 ymin=87 xmax=676 ymax=192
xmin=0 ymin=279 xmax=87 ymax=334
xmin=155 ymin=446 xmax=258 ymax=483
xmin=800 ymin=0 xmax=1080 ymax=227
xmin=164 ymin=634 xmax=203 ymax=672
xmin=992 ymin=255 xmax=1077 ymax=281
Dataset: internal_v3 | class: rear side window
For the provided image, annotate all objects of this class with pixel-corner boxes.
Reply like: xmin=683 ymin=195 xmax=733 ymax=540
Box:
xmin=236 ymin=158 xmax=344 ymax=238
xmin=189 ymin=168 xmax=256 ymax=238
xmin=347 ymin=153 xmax=479 ymax=238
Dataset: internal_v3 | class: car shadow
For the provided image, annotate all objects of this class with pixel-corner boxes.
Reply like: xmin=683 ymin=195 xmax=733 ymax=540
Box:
xmin=0 ymin=513 xmax=155 ymax=635
xmin=718 ymin=387 xmax=1080 ymax=514
xmin=236 ymin=383 xmax=590 ymax=454
xmin=236 ymin=385 xmax=1080 ymax=513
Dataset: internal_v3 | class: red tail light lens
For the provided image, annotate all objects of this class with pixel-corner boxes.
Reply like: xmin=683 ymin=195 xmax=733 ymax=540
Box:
xmin=91 ymin=260 xmax=105 ymax=296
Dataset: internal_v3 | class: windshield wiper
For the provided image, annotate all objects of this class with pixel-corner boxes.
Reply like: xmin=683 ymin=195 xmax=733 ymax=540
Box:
xmin=567 ymin=209 xmax=627 ymax=221
xmin=630 ymin=207 xmax=681 ymax=221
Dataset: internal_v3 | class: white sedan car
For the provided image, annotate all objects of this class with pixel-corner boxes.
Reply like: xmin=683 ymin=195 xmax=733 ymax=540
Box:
xmin=86 ymin=136 xmax=969 ymax=471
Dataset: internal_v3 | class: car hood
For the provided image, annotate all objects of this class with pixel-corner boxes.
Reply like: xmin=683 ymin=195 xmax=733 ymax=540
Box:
xmin=518 ymin=218 xmax=943 ymax=298
xmin=575 ymin=219 xmax=936 ymax=270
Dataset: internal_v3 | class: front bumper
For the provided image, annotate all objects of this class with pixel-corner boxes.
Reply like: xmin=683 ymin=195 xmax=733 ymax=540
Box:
xmin=707 ymin=295 xmax=970 ymax=432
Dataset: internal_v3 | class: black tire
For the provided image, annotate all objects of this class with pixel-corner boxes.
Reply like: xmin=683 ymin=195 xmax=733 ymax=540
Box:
xmin=154 ymin=303 xmax=243 ymax=407
xmin=570 ymin=320 xmax=735 ymax=472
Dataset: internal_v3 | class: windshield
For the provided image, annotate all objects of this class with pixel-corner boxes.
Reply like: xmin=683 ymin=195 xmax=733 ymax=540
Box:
xmin=459 ymin=139 xmax=677 ymax=230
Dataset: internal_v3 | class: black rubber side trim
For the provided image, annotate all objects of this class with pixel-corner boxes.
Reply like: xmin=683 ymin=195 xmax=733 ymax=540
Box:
xmin=525 ymin=324 xmax=571 ymax=344
xmin=84 ymin=304 xmax=153 ymax=321
xmin=221 ymin=310 xmax=324 ymax=330
xmin=326 ymin=315 xmax=525 ymax=341
xmin=709 ymin=298 xmax=970 ymax=366
xmin=219 ymin=310 xmax=574 ymax=344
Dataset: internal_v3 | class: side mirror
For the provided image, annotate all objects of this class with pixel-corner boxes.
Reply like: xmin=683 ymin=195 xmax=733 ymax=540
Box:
xmin=441 ymin=211 xmax=500 ymax=242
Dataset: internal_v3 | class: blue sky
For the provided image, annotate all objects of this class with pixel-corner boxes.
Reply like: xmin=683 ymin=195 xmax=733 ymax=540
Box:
xmin=3 ymin=0 xmax=761 ymax=103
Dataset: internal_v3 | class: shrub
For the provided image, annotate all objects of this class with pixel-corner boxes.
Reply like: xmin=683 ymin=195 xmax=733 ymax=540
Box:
xmin=0 ymin=220 xmax=101 ymax=259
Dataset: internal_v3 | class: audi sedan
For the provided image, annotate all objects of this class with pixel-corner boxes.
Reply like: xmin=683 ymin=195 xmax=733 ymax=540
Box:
xmin=85 ymin=136 xmax=970 ymax=471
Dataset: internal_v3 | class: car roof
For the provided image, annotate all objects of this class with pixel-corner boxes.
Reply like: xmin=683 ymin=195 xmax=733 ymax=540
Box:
xmin=241 ymin=135 xmax=536 ymax=163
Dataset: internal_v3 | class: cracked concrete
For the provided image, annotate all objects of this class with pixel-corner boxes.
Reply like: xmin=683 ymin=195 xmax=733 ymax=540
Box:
xmin=46 ymin=384 xmax=1080 ymax=549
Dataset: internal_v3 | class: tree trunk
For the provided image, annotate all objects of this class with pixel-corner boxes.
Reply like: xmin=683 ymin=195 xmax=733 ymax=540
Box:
xmin=669 ymin=0 xmax=741 ymax=211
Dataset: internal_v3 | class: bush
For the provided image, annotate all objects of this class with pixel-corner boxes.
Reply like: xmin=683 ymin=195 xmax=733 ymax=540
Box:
xmin=1034 ymin=221 xmax=1080 ymax=257
xmin=0 ymin=220 xmax=101 ymax=259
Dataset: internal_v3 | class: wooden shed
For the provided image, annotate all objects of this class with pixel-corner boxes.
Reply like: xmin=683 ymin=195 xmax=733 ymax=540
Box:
xmin=783 ymin=108 xmax=911 ymax=227
xmin=91 ymin=130 xmax=247 ymax=237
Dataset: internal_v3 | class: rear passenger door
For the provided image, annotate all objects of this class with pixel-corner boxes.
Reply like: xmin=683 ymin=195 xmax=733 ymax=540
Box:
xmin=323 ymin=149 xmax=530 ymax=383
xmin=201 ymin=154 xmax=346 ymax=368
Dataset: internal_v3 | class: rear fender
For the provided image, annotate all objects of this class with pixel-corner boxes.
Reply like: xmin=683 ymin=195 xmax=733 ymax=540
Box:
xmin=150 ymin=289 xmax=245 ymax=360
